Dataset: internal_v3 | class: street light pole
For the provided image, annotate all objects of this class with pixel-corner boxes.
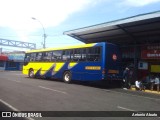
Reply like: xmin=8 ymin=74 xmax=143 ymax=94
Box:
xmin=32 ymin=17 xmax=46 ymax=48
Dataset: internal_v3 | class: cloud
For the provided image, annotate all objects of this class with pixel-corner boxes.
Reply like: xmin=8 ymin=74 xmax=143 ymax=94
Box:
xmin=0 ymin=0 xmax=92 ymax=31
xmin=122 ymin=0 xmax=160 ymax=7
xmin=0 ymin=0 xmax=95 ymax=43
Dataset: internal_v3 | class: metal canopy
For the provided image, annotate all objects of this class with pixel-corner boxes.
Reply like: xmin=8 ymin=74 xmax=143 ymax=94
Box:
xmin=64 ymin=11 xmax=160 ymax=46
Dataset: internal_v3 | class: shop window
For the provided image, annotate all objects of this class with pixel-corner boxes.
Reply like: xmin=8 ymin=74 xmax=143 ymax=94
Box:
xmin=8 ymin=62 xmax=17 ymax=68
xmin=0 ymin=61 xmax=4 ymax=67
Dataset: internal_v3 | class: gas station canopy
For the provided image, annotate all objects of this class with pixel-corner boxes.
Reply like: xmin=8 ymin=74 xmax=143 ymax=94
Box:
xmin=64 ymin=11 xmax=160 ymax=46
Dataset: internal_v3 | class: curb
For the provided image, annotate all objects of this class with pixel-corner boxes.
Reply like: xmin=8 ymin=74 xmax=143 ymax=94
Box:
xmin=130 ymin=87 xmax=160 ymax=95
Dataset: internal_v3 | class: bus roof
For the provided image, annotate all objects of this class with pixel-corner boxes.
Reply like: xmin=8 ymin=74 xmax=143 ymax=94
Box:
xmin=26 ymin=43 xmax=98 ymax=53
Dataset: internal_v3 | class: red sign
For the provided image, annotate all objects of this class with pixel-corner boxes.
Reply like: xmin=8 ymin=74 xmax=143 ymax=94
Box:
xmin=141 ymin=50 xmax=160 ymax=59
xmin=0 ymin=55 xmax=8 ymax=61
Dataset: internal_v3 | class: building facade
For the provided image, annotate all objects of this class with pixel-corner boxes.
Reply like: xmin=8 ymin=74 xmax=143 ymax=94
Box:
xmin=0 ymin=51 xmax=25 ymax=71
xmin=0 ymin=55 xmax=8 ymax=70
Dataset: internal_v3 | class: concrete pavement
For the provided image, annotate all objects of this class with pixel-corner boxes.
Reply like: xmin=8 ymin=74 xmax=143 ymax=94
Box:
xmin=0 ymin=71 xmax=159 ymax=120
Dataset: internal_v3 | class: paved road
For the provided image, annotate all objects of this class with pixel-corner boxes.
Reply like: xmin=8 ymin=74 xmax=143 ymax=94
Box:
xmin=0 ymin=71 xmax=160 ymax=120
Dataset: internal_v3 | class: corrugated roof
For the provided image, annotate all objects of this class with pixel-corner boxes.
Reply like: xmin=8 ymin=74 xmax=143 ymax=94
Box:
xmin=64 ymin=11 xmax=160 ymax=46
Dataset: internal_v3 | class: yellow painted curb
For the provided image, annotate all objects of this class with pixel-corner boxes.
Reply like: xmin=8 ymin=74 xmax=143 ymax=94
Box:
xmin=130 ymin=88 xmax=160 ymax=95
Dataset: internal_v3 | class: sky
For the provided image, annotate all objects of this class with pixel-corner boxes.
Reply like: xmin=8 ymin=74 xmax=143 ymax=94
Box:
xmin=0 ymin=0 xmax=160 ymax=51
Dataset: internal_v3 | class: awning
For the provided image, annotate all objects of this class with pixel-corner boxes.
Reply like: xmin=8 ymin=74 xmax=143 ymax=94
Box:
xmin=0 ymin=55 xmax=8 ymax=61
xmin=64 ymin=11 xmax=160 ymax=46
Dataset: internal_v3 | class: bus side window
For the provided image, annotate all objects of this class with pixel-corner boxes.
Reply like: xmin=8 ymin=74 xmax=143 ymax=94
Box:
xmin=94 ymin=47 xmax=101 ymax=61
xmin=24 ymin=53 xmax=31 ymax=62
xmin=53 ymin=51 xmax=62 ymax=62
xmin=62 ymin=50 xmax=70 ymax=61
xmin=30 ymin=53 xmax=36 ymax=61
xmin=43 ymin=52 xmax=52 ymax=61
xmin=52 ymin=51 xmax=56 ymax=61
xmin=36 ymin=52 xmax=43 ymax=61
xmin=73 ymin=49 xmax=81 ymax=62
xmin=87 ymin=48 xmax=94 ymax=61
xmin=87 ymin=47 xmax=101 ymax=61
xmin=48 ymin=52 xmax=52 ymax=61
xmin=81 ymin=48 xmax=87 ymax=61
xmin=70 ymin=50 xmax=74 ymax=61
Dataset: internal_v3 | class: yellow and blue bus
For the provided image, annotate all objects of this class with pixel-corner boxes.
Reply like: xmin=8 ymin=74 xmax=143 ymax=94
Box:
xmin=23 ymin=42 xmax=122 ymax=83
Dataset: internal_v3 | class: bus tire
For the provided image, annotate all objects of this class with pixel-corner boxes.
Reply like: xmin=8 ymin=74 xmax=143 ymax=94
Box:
xmin=63 ymin=71 xmax=72 ymax=83
xmin=28 ymin=69 xmax=34 ymax=78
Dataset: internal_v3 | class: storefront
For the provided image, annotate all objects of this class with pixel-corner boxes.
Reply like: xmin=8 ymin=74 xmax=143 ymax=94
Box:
xmin=0 ymin=55 xmax=8 ymax=70
xmin=139 ymin=44 xmax=160 ymax=79
xmin=64 ymin=11 xmax=160 ymax=80
xmin=5 ymin=52 xmax=25 ymax=71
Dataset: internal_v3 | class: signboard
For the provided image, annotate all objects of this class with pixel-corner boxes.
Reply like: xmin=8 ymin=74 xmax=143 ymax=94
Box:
xmin=85 ymin=66 xmax=101 ymax=70
xmin=138 ymin=61 xmax=148 ymax=70
xmin=141 ymin=50 xmax=160 ymax=59
xmin=151 ymin=65 xmax=160 ymax=73
xmin=141 ymin=44 xmax=160 ymax=59
xmin=142 ymin=45 xmax=160 ymax=50
xmin=0 ymin=55 xmax=8 ymax=61
xmin=8 ymin=53 xmax=25 ymax=62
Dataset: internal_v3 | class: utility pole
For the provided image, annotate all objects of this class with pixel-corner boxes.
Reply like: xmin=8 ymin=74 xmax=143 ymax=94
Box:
xmin=32 ymin=17 xmax=47 ymax=48
xmin=0 ymin=48 xmax=2 ymax=54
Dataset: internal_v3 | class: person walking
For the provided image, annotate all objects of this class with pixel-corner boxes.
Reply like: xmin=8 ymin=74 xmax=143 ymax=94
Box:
xmin=123 ymin=67 xmax=130 ymax=90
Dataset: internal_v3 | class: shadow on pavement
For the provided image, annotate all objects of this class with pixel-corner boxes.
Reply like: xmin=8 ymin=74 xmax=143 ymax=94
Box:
xmin=25 ymin=77 xmax=160 ymax=99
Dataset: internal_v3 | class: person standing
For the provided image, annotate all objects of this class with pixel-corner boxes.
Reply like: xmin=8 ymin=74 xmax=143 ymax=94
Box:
xmin=123 ymin=67 xmax=130 ymax=89
xmin=153 ymin=75 xmax=160 ymax=91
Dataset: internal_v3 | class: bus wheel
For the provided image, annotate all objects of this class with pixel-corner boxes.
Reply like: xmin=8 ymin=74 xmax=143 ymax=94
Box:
xmin=63 ymin=71 xmax=72 ymax=83
xmin=29 ymin=69 xmax=34 ymax=78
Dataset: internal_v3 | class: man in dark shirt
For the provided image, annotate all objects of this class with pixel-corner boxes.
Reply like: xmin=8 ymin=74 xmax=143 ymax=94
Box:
xmin=123 ymin=67 xmax=130 ymax=89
